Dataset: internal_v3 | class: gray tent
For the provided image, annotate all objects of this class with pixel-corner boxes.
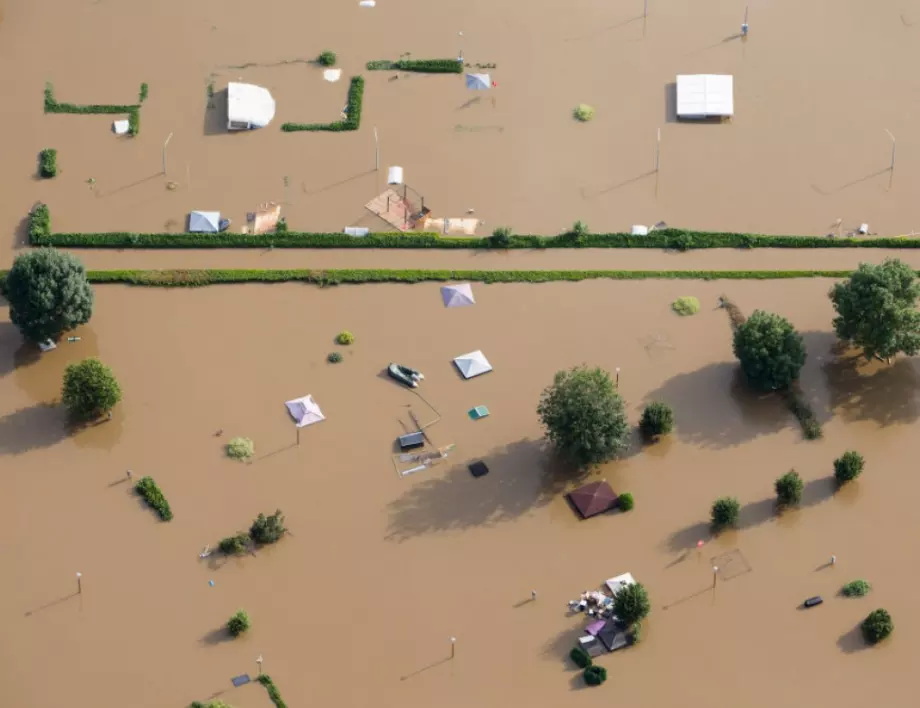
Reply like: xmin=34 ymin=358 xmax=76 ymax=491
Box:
xmin=189 ymin=211 xmax=220 ymax=233
xmin=441 ymin=283 xmax=475 ymax=308
xmin=465 ymin=73 xmax=491 ymax=90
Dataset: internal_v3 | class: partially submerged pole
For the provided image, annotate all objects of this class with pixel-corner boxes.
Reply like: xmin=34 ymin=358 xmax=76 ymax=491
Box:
xmin=741 ymin=6 xmax=749 ymax=37
xmin=374 ymin=127 xmax=379 ymax=171
xmin=655 ymin=128 xmax=661 ymax=172
xmin=162 ymin=132 xmax=173 ymax=175
xmin=886 ymin=129 xmax=896 ymax=189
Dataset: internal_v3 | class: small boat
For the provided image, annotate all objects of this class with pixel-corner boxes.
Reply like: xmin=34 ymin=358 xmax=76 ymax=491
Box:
xmin=387 ymin=363 xmax=424 ymax=388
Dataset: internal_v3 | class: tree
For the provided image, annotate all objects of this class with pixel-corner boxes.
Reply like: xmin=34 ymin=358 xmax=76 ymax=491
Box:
xmin=834 ymin=451 xmax=864 ymax=485
xmin=5 ymin=248 xmax=93 ymax=343
xmin=711 ymin=497 xmax=740 ymax=529
xmin=612 ymin=582 xmax=650 ymax=626
xmin=537 ymin=365 xmax=629 ymax=467
xmin=583 ymin=665 xmax=607 ymax=686
xmin=775 ymin=470 xmax=804 ymax=506
xmin=732 ymin=310 xmax=806 ymax=391
xmin=227 ymin=609 xmax=251 ymax=637
xmin=61 ymin=358 xmax=122 ymax=420
xmin=489 ymin=226 xmax=512 ymax=248
xmin=830 ymin=258 xmax=920 ymax=363
xmin=861 ymin=609 xmax=893 ymax=645
xmin=250 ymin=509 xmax=287 ymax=544
xmin=569 ymin=646 xmax=592 ymax=668
xmin=640 ymin=402 xmax=674 ymax=438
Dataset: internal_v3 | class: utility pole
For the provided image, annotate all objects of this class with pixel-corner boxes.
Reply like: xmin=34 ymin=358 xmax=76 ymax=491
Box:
xmin=885 ymin=129 xmax=896 ymax=189
xmin=374 ymin=127 xmax=379 ymax=171
xmin=162 ymin=132 xmax=173 ymax=175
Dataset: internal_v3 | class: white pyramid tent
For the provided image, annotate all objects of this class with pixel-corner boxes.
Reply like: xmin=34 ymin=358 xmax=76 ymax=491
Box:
xmin=465 ymin=73 xmax=491 ymax=90
xmin=285 ymin=395 xmax=325 ymax=427
xmin=453 ymin=350 xmax=492 ymax=379
xmin=441 ymin=283 xmax=475 ymax=308
xmin=189 ymin=211 xmax=220 ymax=233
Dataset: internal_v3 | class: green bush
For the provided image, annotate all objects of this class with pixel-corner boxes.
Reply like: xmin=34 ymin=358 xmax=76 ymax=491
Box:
xmin=639 ymin=402 xmax=674 ymax=437
xmin=257 ymin=675 xmax=288 ymax=708
xmin=711 ymin=497 xmax=740 ymax=529
xmin=44 ymin=82 xmax=143 ymax=134
xmin=733 ymin=310 xmax=806 ymax=391
xmin=537 ymin=365 xmax=629 ymax=468
xmin=282 ymin=76 xmax=363 ymax=132
xmin=583 ymin=665 xmax=607 ymax=686
xmin=218 ymin=532 xmax=250 ymax=555
xmin=775 ymin=469 xmax=804 ymax=506
xmin=489 ymin=226 xmax=512 ymax=248
xmin=135 ymin=476 xmax=173 ymax=521
xmin=139 ymin=83 xmax=149 ymax=103
xmin=617 ymin=492 xmax=634 ymax=511
xmin=366 ymin=58 xmax=463 ymax=73
xmin=628 ymin=621 xmax=642 ymax=645
xmin=328 ymin=351 xmax=343 ymax=363
xmin=39 ymin=149 xmax=58 ymax=178
xmin=29 ymin=202 xmax=51 ymax=240
xmin=671 ymin=296 xmax=700 ymax=316
xmin=569 ymin=646 xmax=593 ymax=668
xmin=613 ymin=582 xmax=651 ymax=626
xmin=573 ymin=104 xmax=595 ymax=122
xmin=226 ymin=436 xmax=254 ymax=460
xmin=62 ymin=358 xmax=122 ymax=420
xmin=834 ymin=450 xmax=864 ymax=484
xmin=841 ymin=579 xmax=871 ymax=598
xmin=318 ymin=50 xmax=337 ymax=67
xmin=5 ymin=247 xmax=93 ymax=342
xmin=227 ymin=609 xmax=251 ymax=637
xmin=128 ymin=108 xmax=139 ymax=137
xmin=250 ymin=509 xmax=287 ymax=544
xmin=336 ymin=330 xmax=355 ymax=345
xmin=861 ymin=609 xmax=893 ymax=644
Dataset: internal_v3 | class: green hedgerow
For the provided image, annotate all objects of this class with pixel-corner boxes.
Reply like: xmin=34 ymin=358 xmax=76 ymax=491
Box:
xmin=574 ymin=104 xmax=595 ymax=122
xmin=775 ymin=469 xmax=804 ymax=506
xmin=672 ymin=296 xmax=700 ymax=316
xmin=256 ymin=675 xmax=288 ymax=708
xmin=336 ymin=331 xmax=355 ymax=345
xmin=226 ymin=436 xmax=254 ymax=461
xmin=227 ymin=609 xmax=251 ymax=637
xmin=618 ymin=492 xmax=634 ymax=511
xmin=834 ymin=450 xmax=864 ymax=484
xmin=135 ymin=476 xmax=173 ymax=521
xmin=861 ymin=609 xmax=893 ymax=645
xmin=219 ymin=532 xmax=250 ymax=555
xmin=489 ymin=226 xmax=512 ymax=248
xmin=328 ymin=351 xmax=344 ymax=363
xmin=583 ymin=665 xmax=607 ymax=686
xmin=711 ymin=496 xmax=740 ymax=529
xmin=640 ymin=401 xmax=674 ymax=437
xmin=569 ymin=646 xmax=593 ymax=669
xmin=39 ymin=149 xmax=58 ymax=178
xmin=841 ymin=579 xmax=871 ymax=598
xmin=318 ymin=51 xmax=337 ymax=67
xmin=139 ymin=83 xmax=149 ymax=103
xmin=250 ymin=509 xmax=287 ymax=545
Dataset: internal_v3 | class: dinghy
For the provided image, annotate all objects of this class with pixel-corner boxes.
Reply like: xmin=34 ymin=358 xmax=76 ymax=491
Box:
xmin=387 ymin=363 xmax=424 ymax=388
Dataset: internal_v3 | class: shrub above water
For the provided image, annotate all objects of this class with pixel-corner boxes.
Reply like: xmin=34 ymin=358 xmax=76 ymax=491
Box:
xmin=775 ymin=469 xmax=804 ymax=506
xmin=612 ymin=582 xmax=650 ymax=626
xmin=639 ymin=401 xmax=674 ymax=438
xmin=219 ymin=532 xmax=250 ymax=555
xmin=250 ymin=509 xmax=287 ymax=545
xmin=62 ymin=358 xmax=122 ymax=421
xmin=336 ymin=330 xmax=355 ymax=345
xmin=583 ymin=665 xmax=607 ymax=686
xmin=861 ymin=609 xmax=893 ymax=645
xmin=618 ymin=492 xmax=634 ymax=511
xmin=489 ymin=226 xmax=512 ymax=248
xmin=711 ymin=496 xmax=740 ymax=529
xmin=671 ymin=296 xmax=700 ymax=316
xmin=328 ymin=351 xmax=344 ymax=363
xmin=39 ymin=148 xmax=58 ymax=178
xmin=573 ymin=104 xmax=595 ymax=122
xmin=226 ymin=437 xmax=254 ymax=461
xmin=834 ymin=450 xmax=864 ymax=484
xmin=227 ymin=609 xmax=251 ymax=637
xmin=841 ymin=579 xmax=871 ymax=598
xmin=318 ymin=50 xmax=337 ymax=67
xmin=732 ymin=310 xmax=806 ymax=391
xmin=569 ymin=646 xmax=592 ymax=668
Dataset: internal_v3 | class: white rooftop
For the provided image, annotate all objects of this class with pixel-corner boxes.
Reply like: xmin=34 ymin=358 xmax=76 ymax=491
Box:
xmin=676 ymin=74 xmax=734 ymax=119
xmin=227 ymin=82 xmax=276 ymax=129
xmin=454 ymin=350 xmax=492 ymax=379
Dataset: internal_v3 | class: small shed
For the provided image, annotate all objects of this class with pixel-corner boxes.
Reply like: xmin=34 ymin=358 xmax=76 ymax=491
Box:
xmin=567 ymin=481 xmax=618 ymax=519
xmin=285 ymin=395 xmax=325 ymax=427
xmin=596 ymin=619 xmax=630 ymax=652
xmin=227 ymin=82 xmax=276 ymax=130
xmin=676 ymin=74 xmax=734 ymax=119
xmin=441 ymin=283 xmax=476 ymax=308
xmin=453 ymin=350 xmax=492 ymax=379
xmin=188 ymin=211 xmax=220 ymax=233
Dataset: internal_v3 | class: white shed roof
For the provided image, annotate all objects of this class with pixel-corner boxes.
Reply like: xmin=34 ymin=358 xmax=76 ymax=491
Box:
xmin=676 ymin=75 xmax=734 ymax=118
xmin=285 ymin=395 xmax=325 ymax=428
xmin=227 ymin=82 xmax=276 ymax=128
xmin=188 ymin=211 xmax=220 ymax=233
xmin=454 ymin=350 xmax=492 ymax=379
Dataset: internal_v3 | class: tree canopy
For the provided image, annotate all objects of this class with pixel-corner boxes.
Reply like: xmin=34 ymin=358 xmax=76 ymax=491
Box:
xmin=537 ymin=365 xmax=629 ymax=467
xmin=612 ymin=582 xmax=651 ymax=626
xmin=62 ymin=358 xmax=122 ymax=420
xmin=5 ymin=248 xmax=94 ymax=343
xmin=732 ymin=310 xmax=806 ymax=391
xmin=830 ymin=258 xmax=920 ymax=362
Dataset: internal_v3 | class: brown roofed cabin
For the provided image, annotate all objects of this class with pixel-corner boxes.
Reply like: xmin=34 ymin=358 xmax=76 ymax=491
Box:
xmin=567 ymin=481 xmax=618 ymax=519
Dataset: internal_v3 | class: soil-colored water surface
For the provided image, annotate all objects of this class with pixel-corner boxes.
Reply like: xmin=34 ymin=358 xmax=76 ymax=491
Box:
xmin=1 ymin=279 xmax=917 ymax=708
xmin=3 ymin=0 xmax=920 ymax=272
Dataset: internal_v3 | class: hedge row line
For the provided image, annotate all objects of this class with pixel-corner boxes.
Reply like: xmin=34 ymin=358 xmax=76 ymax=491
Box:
xmin=44 ymin=82 xmax=142 ymax=135
xmin=257 ymin=675 xmax=288 ymax=708
xmin=366 ymin=58 xmax=463 ymax=73
xmin=135 ymin=476 xmax=173 ymax=521
xmin=39 ymin=149 xmax=57 ymax=179
xmin=281 ymin=76 xmax=364 ymax=132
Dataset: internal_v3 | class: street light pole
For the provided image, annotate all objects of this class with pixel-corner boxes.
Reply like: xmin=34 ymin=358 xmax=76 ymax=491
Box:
xmin=257 ymin=655 xmax=263 ymax=676
xmin=374 ymin=127 xmax=379 ymax=171
xmin=162 ymin=132 xmax=174 ymax=176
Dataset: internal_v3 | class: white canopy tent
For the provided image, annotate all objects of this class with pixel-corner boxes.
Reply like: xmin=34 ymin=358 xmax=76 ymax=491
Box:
xmin=465 ymin=73 xmax=491 ymax=90
xmin=676 ymin=74 xmax=734 ymax=119
xmin=227 ymin=82 xmax=276 ymax=130
xmin=285 ymin=395 xmax=325 ymax=428
xmin=441 ymin=283 xmax=476 ymax=308
xmin=188 ymin=211 xmax=220 ymax=233
xmin=605 ymin=572 xmax=637 ymax=596
xmin=454 ymin=350 xmax=492 ymax=379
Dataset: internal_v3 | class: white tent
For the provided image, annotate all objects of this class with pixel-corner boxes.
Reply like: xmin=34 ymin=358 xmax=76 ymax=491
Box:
xmin=441 ymin=283 xmax=475 ymax=308
xmin=676 ymin=74 xmax=734 ymax=119
xmin=227 ymin=82 xmax=276 ymax=130
xmin=465 ymin=73 xmax=491 ymax=90
xmin=188 ymin=211 xmax=220 ymax=233
xmin=285 ymin=395 xmax=325 ymax=428
xmin=454 ymin=350 xmax=492 ymax=379
xmin=605 ymin=572 xmax=637 ymax=596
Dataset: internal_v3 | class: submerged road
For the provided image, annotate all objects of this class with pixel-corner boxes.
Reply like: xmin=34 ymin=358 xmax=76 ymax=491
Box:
xmin=53 ymin=247 xmax=920 ymax=273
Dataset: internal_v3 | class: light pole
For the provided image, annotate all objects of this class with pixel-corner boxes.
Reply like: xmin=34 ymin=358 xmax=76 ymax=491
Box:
xmin=712 ymin=566 xmax=719 ymax=589
xmin=257 ymin=655 xmax=263 ymax=676
xmin=615 ymin=367 xmax=621 ymax=387
xmin=76 ymin=572 xmax=82 ymax=594
xmin=885 ymin=129 xmax=896 ymax=189
xmin=162 ymin=132 xmax=174 ymax=176
xmin=450 ymin=636 xmax=456 ymax=659
xmin=374 ymin=127 xmax=379 ymax=171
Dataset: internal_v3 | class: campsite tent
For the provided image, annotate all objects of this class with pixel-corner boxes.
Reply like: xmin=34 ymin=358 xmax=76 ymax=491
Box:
xmin=285 ymin=395 xmax=325 ymax=427
xmin=227 ymin=82 xmax=276 ymax=130
xmin=465 ymin=73 xmax=491 ymax=90
xmin=567 ymin=481 xmax=618 ymax=519
xmin=605 ymin=572 xmax=637 ymax=596
xmin=188 ymin=211 xmax=220 ymax=233
xmin=676 ymin=74 xmax=734 ymax=119
xmin=453 ymin=350 xmax=492 ymax=379
xmin=441 ymin=283 xmax=476 ymax=308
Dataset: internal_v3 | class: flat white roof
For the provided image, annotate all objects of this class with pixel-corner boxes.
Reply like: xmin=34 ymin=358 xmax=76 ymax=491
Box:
xmin=227 ymin=82 xmax=276 ymax=129
xmin=676 ymin=74 xmax=734 ymax=118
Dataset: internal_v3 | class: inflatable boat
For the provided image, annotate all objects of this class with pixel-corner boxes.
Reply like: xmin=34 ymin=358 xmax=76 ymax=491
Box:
xmin=388 ymin=363 xmax=425 ymax=388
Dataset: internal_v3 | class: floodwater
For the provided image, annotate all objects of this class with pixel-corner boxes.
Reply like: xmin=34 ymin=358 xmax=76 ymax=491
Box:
xmin=3 ymin=0 xmax=920 ymax=273
xmin=2 ymin=279 xmax=918 ymax=708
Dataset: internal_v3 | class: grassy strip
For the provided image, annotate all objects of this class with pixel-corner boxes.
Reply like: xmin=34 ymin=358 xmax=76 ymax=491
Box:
xmin=39 ymin=149 xmax=57 ymax=178
xmin=134 ymin=476 xmax=173 ymax=521
xmin=44 ymin=82 xmax=142 ymax=135
xmin=366 ymin=58 xmax=463 ymax=73
xmin=281 ymin=76 xmax=363 ymax=132
xmin=257 ymin=675 xmax=288 ymax=708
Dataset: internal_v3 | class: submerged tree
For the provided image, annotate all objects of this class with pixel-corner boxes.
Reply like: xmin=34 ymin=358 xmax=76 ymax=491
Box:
xmin=537 ymin=365 xmax=629 ymax=467
xmin=830 ymin=258 xmax=920 ymax=363
xmin=62 ymin=358 xmax=122 ymax=421
xmin=732 ymin=310 xmax=806 ymax=391
xmin=5 ymin=248 xmax=94 ymax=343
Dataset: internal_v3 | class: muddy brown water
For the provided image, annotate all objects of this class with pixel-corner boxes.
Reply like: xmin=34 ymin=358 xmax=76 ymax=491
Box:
xmin=3 ymin=0 xmax=920 ymax=274
xmin=2 ymin=279 xmax=918 ymax=708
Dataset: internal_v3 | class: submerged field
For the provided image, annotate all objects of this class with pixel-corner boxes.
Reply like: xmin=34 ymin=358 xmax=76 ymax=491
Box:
xmin=1 ymin=279 xmax=917 ymax=708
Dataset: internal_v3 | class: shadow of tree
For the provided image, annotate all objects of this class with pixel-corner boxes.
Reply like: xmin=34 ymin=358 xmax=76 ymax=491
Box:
xmin=823 ymin=349 xmax=920 ymax=426
xmin=0 ymin=403 xmax=69 ymax=455
xmin=542 ymin=622 xmax=594 ymax=671
xmin=644 ymin=363 xmax=790 ymax=450
xmin=0 ymin=319 xmax=22 ymax=377
xmin=385 ymin=439 xmax=585 ymax=541
xmin=200 ymin=626 xmax=235 ymax=645
xmin=837 ymin=624 xmax=870 ymax=654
